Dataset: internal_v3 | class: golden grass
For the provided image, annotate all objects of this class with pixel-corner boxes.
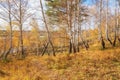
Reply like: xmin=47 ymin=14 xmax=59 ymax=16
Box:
xmin=0 ymin=47 xmax=120 ymax=80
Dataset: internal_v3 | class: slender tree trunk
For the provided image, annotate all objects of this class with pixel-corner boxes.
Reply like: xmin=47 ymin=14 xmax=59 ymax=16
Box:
xmin=69 ymin=40 xmax=72 ymax=53
xmin=42 ymin=42 xmax=49 ymax=56
xmin=66 ymin=0 xmax=72 ymax=54
xmin=77 ymin=21 xmax=80 ymax=52
xmin=3 ymin=24 xmax=13 ymax=60
xmin=105 ymin=0 xmax=113 ymax=45
xmin=49 ymin=39 xmax=55 ymax=56
xmin=113 ymin=24 xmax=117 ymax=47
xmin=69 ymin=30 xmax=73 ymax=53
xmin=77 ymin=30 xmax=80 ymax=52
xmin=113 ymin=1 xmax=118 ymax=47
xmin=77 ymin=20 xmax=80 ymax=52
xmin=19 ymin=0 xmax=24 ymax=58
xmin=0 ymin=36 xmax=7 ymax=59
xmin=73 ymin=43 xmax=76 ymax=53
xmin=118 ymin=3 xmax=120 ymax=43
xmin=2 ymin=0 xmax=13 ymax=60
xmin=79 ymin=24 xmax=89 ymax=50
xmin=36 ymin=41 xmax=39 ymax=56
xmin=77 ymin=0 xmax=81 ymax=52
xmin=73 ymin=22 xmax=76 ymax=53
xmin=73 ymin=1 xmax=77 ymax=53
xmin=73 ymin=31 xmax=76 ymax=53
xmin=99 ymin=0 xmax=105 ymax=49
xmin=67 ymin=0 xmax=75 ymax=54
xmin=40 ymin=0 xmax=55 ymax=56
xmin=19 ymin=24 xmax=24 ymax=58
xmin=101 ymin=37 xmax=105 ymax=49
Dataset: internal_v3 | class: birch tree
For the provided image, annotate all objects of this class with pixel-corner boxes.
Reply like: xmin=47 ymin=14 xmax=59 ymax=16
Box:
xmin=111 ymin=0 xmax=120 ymax=46
xmin=0 ymin=0 xmax=13 ymax=60
xmin=12 ymin=0 xmax=32 ymax=58
xmin=39 ymin=0 xmax=56 ymax=56
xmin=45 ymin=0 xmax=88 ymax=53
xmin=105 ymin=0 xmax=112 ymax=45
xmin=99 ymin=0 xmax=105 ymax=49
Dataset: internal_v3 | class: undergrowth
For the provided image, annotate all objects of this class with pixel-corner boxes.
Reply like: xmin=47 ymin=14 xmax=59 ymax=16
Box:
xmin=0 ymin=47 xmax=120 ymax=80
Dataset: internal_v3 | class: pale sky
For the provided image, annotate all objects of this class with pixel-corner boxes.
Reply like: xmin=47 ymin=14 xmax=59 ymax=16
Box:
xmin=0 ymin=0 xmax=46 ymax=30
xmin=0 ymin=0 xmax=119 ymax=30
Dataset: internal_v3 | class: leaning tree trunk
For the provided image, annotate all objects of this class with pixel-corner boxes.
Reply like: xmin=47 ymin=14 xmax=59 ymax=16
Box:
xmin=2 ymin=20 xmax=13 ymax=60
xmin=42 ymin=42 xmax=49 ymax=56
xmin=40 ymin=0 xmax=55 ymax=56
xmin=79 ymin=24 xmax=89 ymax=50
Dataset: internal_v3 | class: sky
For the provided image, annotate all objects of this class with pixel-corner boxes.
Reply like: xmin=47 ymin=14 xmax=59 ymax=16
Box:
xmin=0 ymin=0 xmax=46 ymax=30
xmin=0 ymin=0 xmax=119 ymax=30
xmin=83 ymin=0 xmax=94 ymax=5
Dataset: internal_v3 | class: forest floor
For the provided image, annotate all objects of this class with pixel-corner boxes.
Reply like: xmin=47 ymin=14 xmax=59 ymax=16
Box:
xmin=0 ymin=46 xmax=120 ymax=80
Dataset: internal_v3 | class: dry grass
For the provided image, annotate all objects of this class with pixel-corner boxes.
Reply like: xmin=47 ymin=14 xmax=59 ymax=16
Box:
xmin=0 ymin=47 xmax=120 ymax=80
